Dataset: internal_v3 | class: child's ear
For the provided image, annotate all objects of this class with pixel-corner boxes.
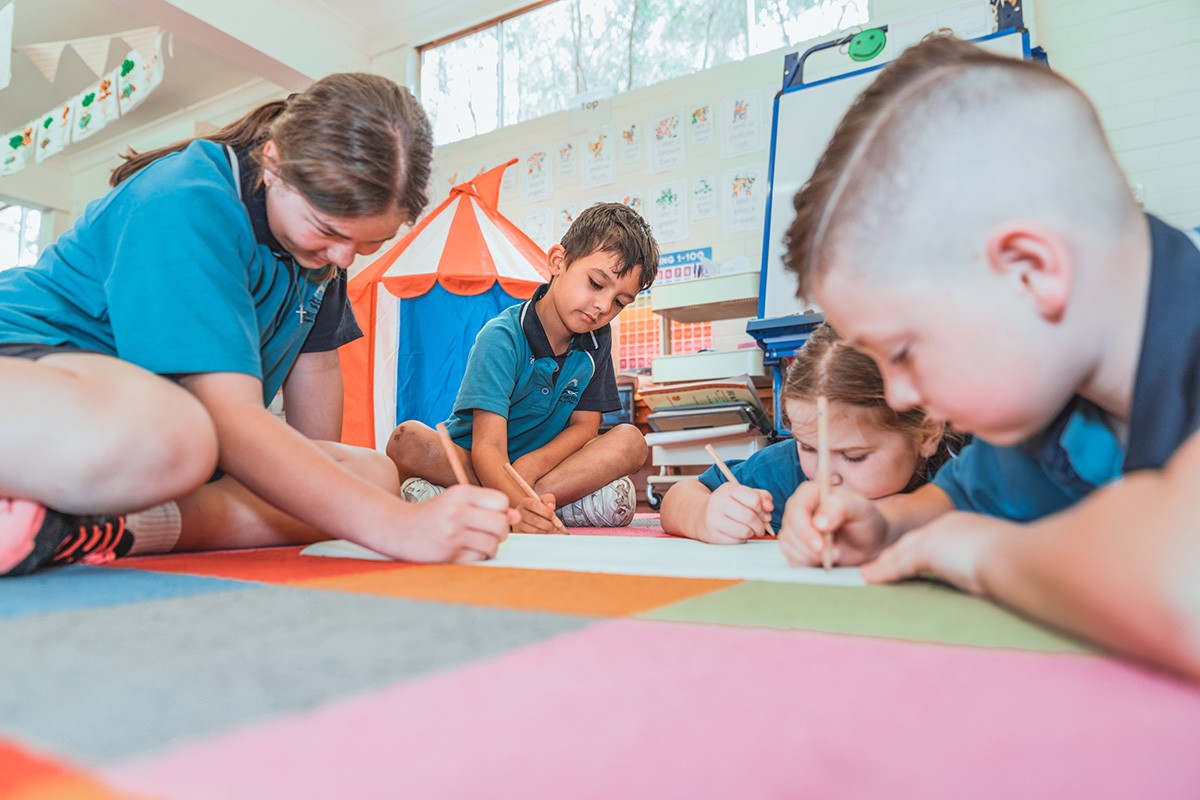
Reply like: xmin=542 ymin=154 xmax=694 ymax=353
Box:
xmin=985 ymin=220 xmax=1073 ymax=323
xmin=546 ymin=244 xmax=567 ymax=277
xmin=916 ymin=416 xmax=944 ymax=459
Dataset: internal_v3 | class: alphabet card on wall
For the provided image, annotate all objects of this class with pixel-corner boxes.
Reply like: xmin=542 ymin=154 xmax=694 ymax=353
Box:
xmin=618 ymin=122 xmax=642 ymax=166
xmin=648 ymin=180 xmax=689 ymax=244
xmin=556 ymin=203 xmax=579 ymax=240
xmin=723 ymin=165 xmax=766 ymax=234
xmin=581 ymin=131 xmax=615 ymax=189
xmin=522 ymin=208 xmax=553 ymax=251
xmin=556 ymin=140 xmax=577 ymax=179
xmin=648 ymin=110 xmax=686 ymax=174
xmin=688 ymin=103 xmax=714 ymax=147
xmin=719 ymin=90 xmax=764 ymax=160
xmin=521 ymin=147 xmax=553 ymax=203
xmin=690 ymin=173 xmax=718 ymax=220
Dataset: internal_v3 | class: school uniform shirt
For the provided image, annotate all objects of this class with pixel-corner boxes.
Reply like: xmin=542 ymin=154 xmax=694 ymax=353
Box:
xmin=933 ymin=214 xmax=1200 ymax=520
xmin=697 ymin=439 xmax=803 ymax=531
xmin=445 ymin=283 xmax=619 ymax=460
xmin=0 ymin=140 xmax=360 ymax=406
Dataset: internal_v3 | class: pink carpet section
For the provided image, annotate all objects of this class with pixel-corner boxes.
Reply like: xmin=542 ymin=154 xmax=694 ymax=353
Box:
xmin=107 ymin=620 xmax=1200 ymax=800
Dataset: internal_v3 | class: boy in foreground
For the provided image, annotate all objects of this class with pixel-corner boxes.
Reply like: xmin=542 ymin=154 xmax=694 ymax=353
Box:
xmin=778 ymin=36 xmax=1200 ymax=681
xmin=389 ymin=203 xmax=659 ymax=532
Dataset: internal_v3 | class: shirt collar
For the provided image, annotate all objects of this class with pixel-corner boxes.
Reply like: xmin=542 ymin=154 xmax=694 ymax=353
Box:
xmin=234 ymin=145 xmax=292 ymax=261
xmin=519 ymin=283 xmax=600 ymax=358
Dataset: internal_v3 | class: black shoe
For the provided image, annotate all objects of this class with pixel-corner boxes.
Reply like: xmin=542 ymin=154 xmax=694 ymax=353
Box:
xmin=2 ymin=505 xmax=132 ymax=577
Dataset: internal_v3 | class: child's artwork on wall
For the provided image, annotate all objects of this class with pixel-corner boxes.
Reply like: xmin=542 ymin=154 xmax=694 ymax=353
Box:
xmin=690 ymin=173 xmax=718 ymax=220
xmin=619 ymin=191 xmax=643 ymax=216
xmin=648 ymin=180 xmax=689 ymax=244
xmin=522 ymin=209 xmax=553 ymax=251
xmin=719 ymin=90 xmax=764 ymax=159
xmin=618 ymin=122 xmax=642 ymax=166
xmin=581 ymin=132 xmax=615 ymax=189
xmin=116 ymin=35 xmax=164 ymax=116
xmin=1 ymin=122 xmax=34 ymax=177
xmin=722 ymin=166 xmax=766 ymax=233
xmin=71 ymin=68 xmax=121 ymax=143
xmin=500 ymin=163 xmax=517 ymax=194
xmin=648 ymin=110 xmax=685 ymax=174
xmin=556 ymin=140 xmax=577 ymax=179
xmin=521 ymin=147 xmax=553 ymax=203
xmin=688 ymin=103 xmax=714 ymax=147
xmin=34 ymin=104 xmax=74 ymax=163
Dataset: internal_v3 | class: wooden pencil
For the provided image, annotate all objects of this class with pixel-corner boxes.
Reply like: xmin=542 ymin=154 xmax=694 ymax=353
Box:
xmin=435 ymin=422 xmax=470 ymax=486
xmin=502 ymin=462 xmax=570 ymax=534
xmin=703 ymin=443 xmax=777 ymax=537
xmin=816 ymin=395 xmax=833 ymax=571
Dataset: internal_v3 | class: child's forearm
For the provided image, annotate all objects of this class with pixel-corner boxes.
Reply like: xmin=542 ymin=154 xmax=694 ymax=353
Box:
xmin=879 ymin=483 xmax=955 ymax=544
xmin=979 ymin=433 xmax=1200 ymax=682
xmin=660 ymin=479 xmax=712 ymax=540
xmin=471 ymin=442 xmax=527 ymax=506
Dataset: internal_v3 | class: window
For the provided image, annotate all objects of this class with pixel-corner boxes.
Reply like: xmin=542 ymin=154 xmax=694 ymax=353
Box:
xmin=0 ymin=202 xmax=42 ymax=270
xmin=421 ymin=0 xmax=869 ymax=145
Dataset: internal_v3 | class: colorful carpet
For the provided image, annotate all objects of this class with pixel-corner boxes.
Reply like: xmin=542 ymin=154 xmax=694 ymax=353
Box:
xmin=3 ymin=514 xmax=1199 ymax=799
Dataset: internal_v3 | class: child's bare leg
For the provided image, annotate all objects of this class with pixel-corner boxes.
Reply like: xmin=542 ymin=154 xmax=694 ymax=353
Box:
xmin=533 ymin=424 xmax=647 ymax=504
xmin=173 ymin=442 xmax=401 ymax=551
xmin=386 ymin=420 xmax=477 ymax=484
xmin=0 ymin=354 xmax=217 ymax=513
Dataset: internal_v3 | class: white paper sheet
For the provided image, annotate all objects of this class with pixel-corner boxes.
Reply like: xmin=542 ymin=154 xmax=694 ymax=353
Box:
xmin=301 ymin=534 xmax=865 ymax=587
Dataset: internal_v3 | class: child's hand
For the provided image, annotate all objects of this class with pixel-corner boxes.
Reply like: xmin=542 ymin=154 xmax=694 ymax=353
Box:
xmin=778 ymin=482 xmax=888 ymax=567
xmin=861 ymin=511 xmax=1017 ymax=594
xmin=696 ymin=482 xmax=774 ymax=544
xmin=513 ymin=493 xmax=559 ymax=534
xmin=373 ymin=484 xmax=517 ymax=563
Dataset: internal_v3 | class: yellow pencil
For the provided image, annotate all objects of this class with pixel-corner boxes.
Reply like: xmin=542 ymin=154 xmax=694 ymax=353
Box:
xmin=435 ymin=422 xmax=470 ymax=486
xmin=502 ymin=462 xmax=570 ymax=535
xmin=816 ymin=395 xmax=833 ymax=571
xmin=703 ymin=443 xmax=777 ymax=537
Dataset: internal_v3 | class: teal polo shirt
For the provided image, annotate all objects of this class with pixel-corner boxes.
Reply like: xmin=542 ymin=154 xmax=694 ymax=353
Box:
xmin=934 ymin=214 xmax=1200 ymax=520
xmin=697 ymin=439 xmax=804 ymax=530
xmin=445 ymin=283 xmax=619 ymax=460
xmin=0 ymin=139 xmax=344 ymax=405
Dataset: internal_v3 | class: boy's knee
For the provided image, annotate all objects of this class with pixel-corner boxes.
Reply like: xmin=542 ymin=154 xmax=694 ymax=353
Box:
xmin=386 ymin=420 xmax=434 ymax=475
xmin=606 ymin=423 xmax=648 ymax=465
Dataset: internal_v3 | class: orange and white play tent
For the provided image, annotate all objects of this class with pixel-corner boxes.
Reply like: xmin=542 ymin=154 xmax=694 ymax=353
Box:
xmin=340 ymin=159 xmax=549 ymax=449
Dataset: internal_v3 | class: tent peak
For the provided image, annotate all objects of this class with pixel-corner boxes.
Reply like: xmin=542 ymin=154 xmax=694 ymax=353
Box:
xmin=453 ymin=158 xmax=516 ymax=211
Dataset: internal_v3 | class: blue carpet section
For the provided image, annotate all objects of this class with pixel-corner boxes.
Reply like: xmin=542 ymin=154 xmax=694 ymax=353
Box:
xmin=0 ymin=564 xmax=250 ymax=621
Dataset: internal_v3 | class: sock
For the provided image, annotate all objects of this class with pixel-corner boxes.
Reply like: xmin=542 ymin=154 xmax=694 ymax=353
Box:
xmin=126 ymin=501 xmax=182 ymax=556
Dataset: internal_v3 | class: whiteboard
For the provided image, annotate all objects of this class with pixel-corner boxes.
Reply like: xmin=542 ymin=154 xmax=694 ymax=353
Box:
xmin=758 ymin=29 xmax=1031 ymax=319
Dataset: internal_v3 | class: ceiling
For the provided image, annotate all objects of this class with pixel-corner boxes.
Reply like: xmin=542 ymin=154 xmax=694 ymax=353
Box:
xmin=0 ymin=0 xmax=527 ymax=163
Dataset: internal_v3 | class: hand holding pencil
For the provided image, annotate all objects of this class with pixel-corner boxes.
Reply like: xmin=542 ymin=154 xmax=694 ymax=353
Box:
xmin=503 ymin=462 xmax=570 ymax=535
xmin=704 ymin=444 xmax=776 ymax=538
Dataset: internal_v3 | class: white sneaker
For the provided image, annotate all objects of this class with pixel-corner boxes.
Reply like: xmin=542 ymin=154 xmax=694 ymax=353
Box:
xmin=400 ymin=477 xmax=446 ymax=503
xmin=557 ymin=476 xmax=637 ymax=527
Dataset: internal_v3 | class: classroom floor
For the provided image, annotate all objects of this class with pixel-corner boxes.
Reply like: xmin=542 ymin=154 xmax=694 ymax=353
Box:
xmin=4 ymin=514 xmax=1200 ymax=799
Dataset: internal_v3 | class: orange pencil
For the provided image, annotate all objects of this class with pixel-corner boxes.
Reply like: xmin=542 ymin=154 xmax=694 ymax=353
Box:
xmin=435 ymin=422 xmax=469 ymax=486
xmin=816 ymin=395 xmax=833 ymax=571
xmin=502 ymin=462 xmax=570 ymax=535
xmin=704 ymin=443 xmax=777 ymax=537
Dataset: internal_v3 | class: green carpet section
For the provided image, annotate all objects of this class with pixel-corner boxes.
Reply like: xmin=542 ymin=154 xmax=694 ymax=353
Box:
xmin=639 ymin=580 xmax=1094 ymax=654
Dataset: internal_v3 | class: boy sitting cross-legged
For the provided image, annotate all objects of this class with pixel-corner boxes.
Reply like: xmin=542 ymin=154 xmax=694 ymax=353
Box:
xmin=388 ymin=203 xmax=659 ymax=532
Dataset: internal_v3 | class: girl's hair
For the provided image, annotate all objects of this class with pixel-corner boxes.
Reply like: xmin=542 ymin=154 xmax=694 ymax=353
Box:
xmin=781 ymin=323 xmax=960 ymax=489
xmin=110 ymin=73 xmax=434 ymax=226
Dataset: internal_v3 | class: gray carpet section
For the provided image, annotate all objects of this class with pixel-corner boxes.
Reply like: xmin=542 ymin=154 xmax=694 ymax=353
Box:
xmin=0 ymin=585 xmax=593 ymax=763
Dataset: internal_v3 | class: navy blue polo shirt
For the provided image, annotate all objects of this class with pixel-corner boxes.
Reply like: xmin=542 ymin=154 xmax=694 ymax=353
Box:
xmin=934 ymin=214 xmax=1200 ymax=520
xmin=697 ymin=439 xmax=804 ymax=530
xmin=445 ymin=283 xmax=619 ymax=460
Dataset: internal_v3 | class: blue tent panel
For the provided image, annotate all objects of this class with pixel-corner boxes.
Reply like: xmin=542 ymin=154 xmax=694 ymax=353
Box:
xmin=395 ymin=282 xmax=523 ymax=427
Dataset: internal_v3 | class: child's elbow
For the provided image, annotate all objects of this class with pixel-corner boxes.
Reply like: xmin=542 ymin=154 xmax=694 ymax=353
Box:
xmin=1164 ymin=573 xmax=1200 ymax=683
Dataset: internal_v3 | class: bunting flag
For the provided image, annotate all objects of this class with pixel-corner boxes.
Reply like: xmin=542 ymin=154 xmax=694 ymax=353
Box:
xmin=71 ymin=68 xmax=121 ymax=144
xmin=68 ymin=35 xmax=113 ymax=79
xmin=119 ymin=26 xmax=160 ymax=64
xmin=0 ymin=2 xmax=14 ymax=92
xmin=1 ymin=122 xmax=36 ymax=177
xmin=117 ymin=32 xmax=164 ymax=116
xmin=20 ymin=41 xmax=67 ymax=84
xmin=34 ymin=103 xmax=75 ymax=163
